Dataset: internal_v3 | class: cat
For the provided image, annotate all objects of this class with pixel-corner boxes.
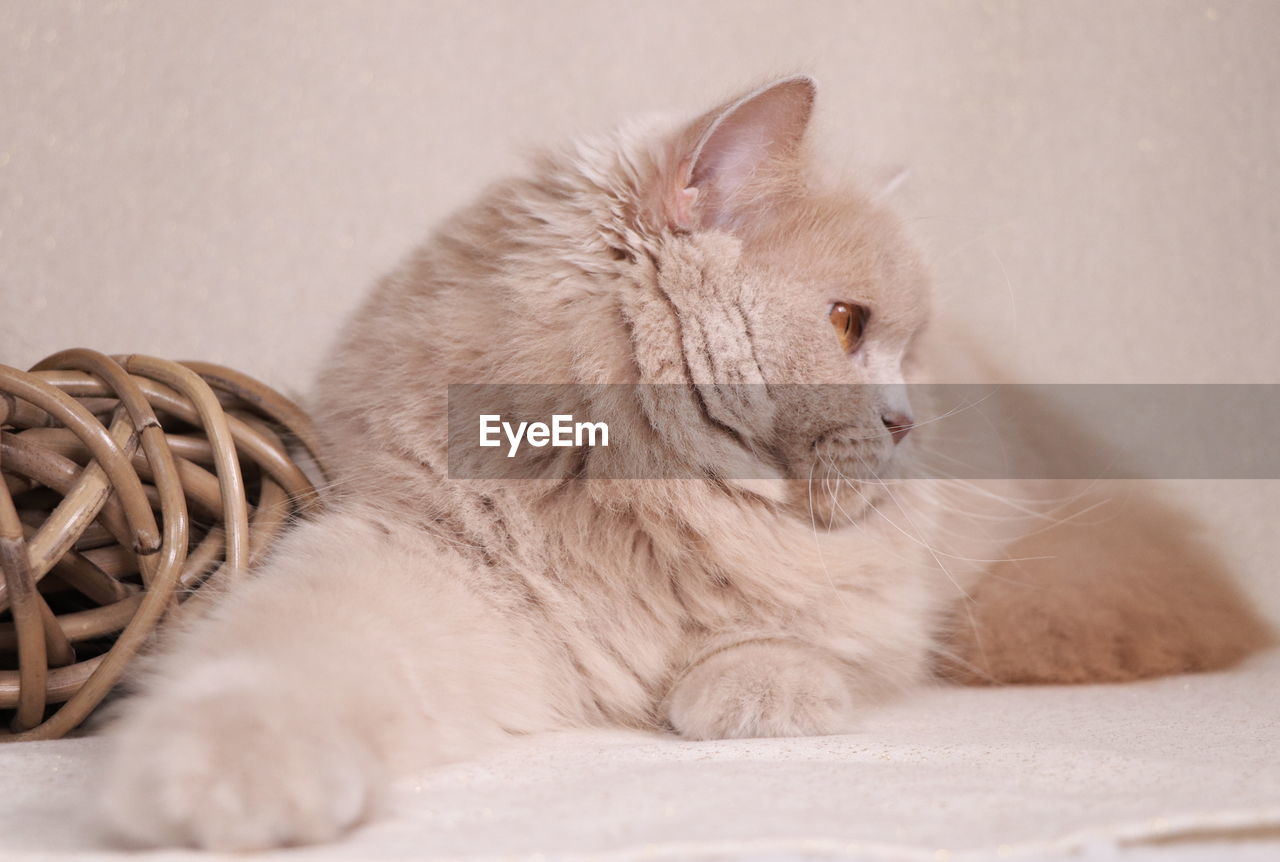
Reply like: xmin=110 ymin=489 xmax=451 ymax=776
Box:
xmin=96 ymin=77 xmax=1269 ymax=850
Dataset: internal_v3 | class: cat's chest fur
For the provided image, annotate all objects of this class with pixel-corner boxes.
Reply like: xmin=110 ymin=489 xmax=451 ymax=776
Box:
xmin=408 ymin=480 xmax=948 ymax=727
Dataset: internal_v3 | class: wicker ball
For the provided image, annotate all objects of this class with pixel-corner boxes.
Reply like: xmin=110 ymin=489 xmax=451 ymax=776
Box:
xmin=0 ymin=350 xmax=325 ymax=741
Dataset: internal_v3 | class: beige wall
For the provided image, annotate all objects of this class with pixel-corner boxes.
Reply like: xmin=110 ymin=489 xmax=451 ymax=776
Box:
xmin=2 ymin=1 xmax=1278 ymax=618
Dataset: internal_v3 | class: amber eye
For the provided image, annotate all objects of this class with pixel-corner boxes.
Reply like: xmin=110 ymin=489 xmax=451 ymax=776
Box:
xmin=829 ymin=302 xmax=868 ymax=353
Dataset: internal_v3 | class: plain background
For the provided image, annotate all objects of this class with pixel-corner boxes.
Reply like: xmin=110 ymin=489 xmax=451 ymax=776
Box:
xmin=2 ymin=0 xmax=1278 ymax=621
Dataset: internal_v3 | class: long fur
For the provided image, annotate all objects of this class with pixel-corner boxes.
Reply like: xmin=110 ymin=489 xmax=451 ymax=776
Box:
xmin=95 ymin=78 xmax=1269 ymax=851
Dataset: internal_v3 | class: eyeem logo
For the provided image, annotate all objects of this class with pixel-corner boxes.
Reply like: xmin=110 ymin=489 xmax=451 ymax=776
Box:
xmin=479 ymin=414 xmax=610 ymax=458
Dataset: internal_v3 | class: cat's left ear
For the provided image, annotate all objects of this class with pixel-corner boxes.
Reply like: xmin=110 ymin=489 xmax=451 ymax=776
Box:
xmin=667 ymin=76 xmax=816 ymax=232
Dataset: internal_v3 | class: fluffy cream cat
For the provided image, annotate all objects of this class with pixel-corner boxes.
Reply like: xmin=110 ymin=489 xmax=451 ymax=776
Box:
xmin=97 ymin=77 xmax=1268 ymax=850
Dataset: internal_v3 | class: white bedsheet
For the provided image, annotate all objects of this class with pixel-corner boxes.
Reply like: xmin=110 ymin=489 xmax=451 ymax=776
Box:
xmin=2 ymin=649 xmax=1277 ymax=862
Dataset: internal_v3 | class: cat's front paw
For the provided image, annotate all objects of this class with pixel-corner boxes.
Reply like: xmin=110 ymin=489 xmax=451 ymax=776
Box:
xmin=97 ymin=686 xmax=383 ymax=850
xmin=666 ymin=641 xmax=854 ymax=740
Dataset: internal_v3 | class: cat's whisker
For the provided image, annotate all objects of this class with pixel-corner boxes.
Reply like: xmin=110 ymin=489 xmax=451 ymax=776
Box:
xmin=927 ymin=638 xmax=1000 ymax=686
xmin=900 ymin=459 xmax=1115 ymax=526
xmin=816 ymin=457 xmax=949 ymax=574
xmin=805 ymin=457 xmax=856 ymax=613
xmin=868 ymin=480 xmax=997 ymax=669
xmin=907 ymin=390 xmax=1002 ymax=432
xmin=824 ymin=462 xmax=1045 ymax=567
xmin=827 ymin=459 xmax=975 ymax=602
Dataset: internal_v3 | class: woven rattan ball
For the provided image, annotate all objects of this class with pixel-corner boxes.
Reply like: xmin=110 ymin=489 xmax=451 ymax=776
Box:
xmin=0 ymin=350 xmax=325 ymax=741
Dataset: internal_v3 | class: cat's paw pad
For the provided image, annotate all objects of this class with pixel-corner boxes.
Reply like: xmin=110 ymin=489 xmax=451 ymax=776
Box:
xmin=666 ymin=641 xmax=854 ymax=740
xmin=97 ymin=691 xmax=381 ymax=850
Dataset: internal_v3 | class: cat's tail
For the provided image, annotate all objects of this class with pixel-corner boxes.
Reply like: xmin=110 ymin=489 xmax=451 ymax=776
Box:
xmin=935 ymin=482 xmax=1273 ymax=685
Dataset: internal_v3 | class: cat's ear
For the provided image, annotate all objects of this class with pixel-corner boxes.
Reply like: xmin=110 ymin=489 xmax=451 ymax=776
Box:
xmin=667 ymin=76 xmax=816 ymax=231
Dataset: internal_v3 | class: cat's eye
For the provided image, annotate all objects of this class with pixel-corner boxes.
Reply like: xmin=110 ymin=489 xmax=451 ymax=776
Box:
xmin=829 ymin=302 xmax=869 ymax=353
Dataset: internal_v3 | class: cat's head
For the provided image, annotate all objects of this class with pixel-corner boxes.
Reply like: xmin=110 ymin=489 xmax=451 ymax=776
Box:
xmin=429 ymin=77 xmax=931 ymax=512
xmin=622 ymin=77 xmax=929 ymax=492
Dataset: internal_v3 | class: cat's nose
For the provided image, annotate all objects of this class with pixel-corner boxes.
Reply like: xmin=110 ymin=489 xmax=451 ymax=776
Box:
xmin=882 ymin=411 xmax=914 ymax=445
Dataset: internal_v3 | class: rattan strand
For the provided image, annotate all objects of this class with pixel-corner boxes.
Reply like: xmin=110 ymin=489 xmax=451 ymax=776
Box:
xmin=0 ymin=350 xmax=325 ymax=741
